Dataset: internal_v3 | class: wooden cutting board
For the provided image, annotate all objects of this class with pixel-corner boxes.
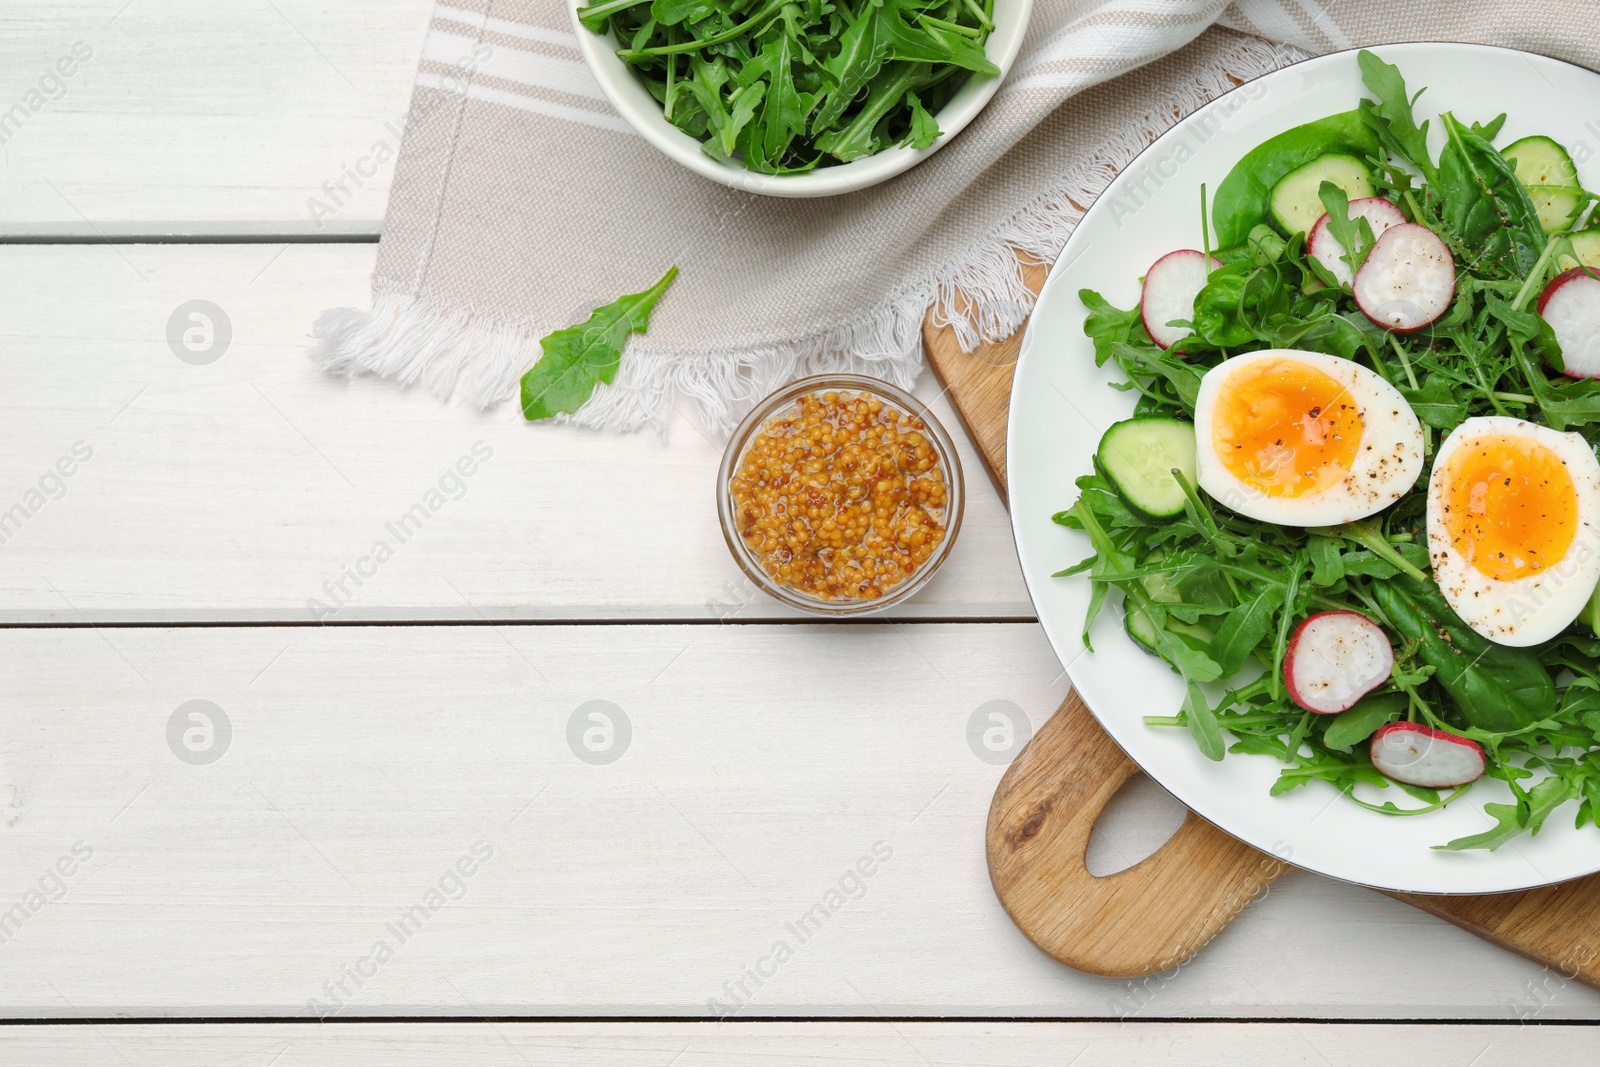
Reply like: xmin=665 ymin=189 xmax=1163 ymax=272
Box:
xmin=922 ymin=258 xmax=1600 ymax=985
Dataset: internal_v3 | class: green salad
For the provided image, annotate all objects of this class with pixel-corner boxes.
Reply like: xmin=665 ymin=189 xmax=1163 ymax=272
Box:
xmin=1058 ymin=50 xmax=1600 ymax=851
xmin=576 ymin=0 xmax=997 ymax=172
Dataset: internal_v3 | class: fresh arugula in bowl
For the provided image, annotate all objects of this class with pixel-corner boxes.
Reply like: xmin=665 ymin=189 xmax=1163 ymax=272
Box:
xmin=576 ymin=0 xmax=998 ymax=173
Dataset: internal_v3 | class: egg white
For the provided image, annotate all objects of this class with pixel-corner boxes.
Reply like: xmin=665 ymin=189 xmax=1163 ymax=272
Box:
xmin=1427 ymin=416 xmax=1600 ymax=647
xmin=1193 ymin=349 xmax=1424 ymax=526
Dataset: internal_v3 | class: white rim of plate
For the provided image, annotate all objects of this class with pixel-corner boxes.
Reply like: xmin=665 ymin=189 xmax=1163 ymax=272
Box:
xmin=1007 ymin=42 xmax=1600 ymax=896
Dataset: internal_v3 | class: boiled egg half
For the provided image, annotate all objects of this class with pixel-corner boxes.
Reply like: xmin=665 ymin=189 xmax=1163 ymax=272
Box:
xmin=1193 ymin=349 xmax=1424 ymax=525
xmin=1427 ymin=416 xmax=1600 ymax=646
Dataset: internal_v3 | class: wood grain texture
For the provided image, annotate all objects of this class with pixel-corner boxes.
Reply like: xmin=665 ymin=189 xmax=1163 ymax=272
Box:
xmin=0 ymin=245 xmax=1031 ymax=623
xmin=1400 ymin=881 xmax=1600 ymax=990
xmin=4 ymin=1022 xmax=1595 ymax=1065
xmin=988 ymin=691 xmax=1286 ymax=977
xmin=4 ymin=625 xmax=1592 ymax=1019
xmin=924 ymin=257 xmax=1600 ymax=986
xmin=921 ymin=258 xmax=1050 ymax=497
xmin=0 ymin=0 xmax=433 ymax=237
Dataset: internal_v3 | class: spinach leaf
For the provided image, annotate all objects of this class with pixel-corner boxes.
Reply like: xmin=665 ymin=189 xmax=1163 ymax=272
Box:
xmin=521 ymin=267 xmax=678 ymax=421
xmin=1373 ymin=577 xmax=1556 ymax=734
xmin=1435 ymin=113 xmax=1544 ymax=277
xmin=1210 ymin=110 xmax=1381 ymax=247
xmin=1323 ymin=692 xmax=1406 ymax=750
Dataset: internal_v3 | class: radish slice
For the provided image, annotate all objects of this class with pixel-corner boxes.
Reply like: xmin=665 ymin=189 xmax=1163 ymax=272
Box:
xmin=1140 ymin=250 xmax=1220 ymax=349
xmin=1353 ymin=223 xmax=1456 ymax=332
xmin=1537 ymin=267 xmax=1600 ymax=378
xmin=1307 ymin=197 xmax=1407 ymax=288
xmin=1283 ymin=610 xmax=1394 ymax=715
xmin=1369 ymin=722 xmax=1486 ymax=788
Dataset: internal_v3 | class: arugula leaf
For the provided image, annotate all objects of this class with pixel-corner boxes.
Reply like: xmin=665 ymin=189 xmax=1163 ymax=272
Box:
xmin=814 ymin=63 xmax=919 ymax=162
xmin=1315 ymin=180 xmax=1376 ymax=280
xmin=1184 ymin=682 xmax=1226 ymax=762
xmin=1108 ymin=342 xmax=1205 ymax=410
xmin=1400 ymin=374 xmax=1469 ymax=429
xmin=747 ymin=31 xmax=815 ymax=168
xmin=1078 ymin=289 xmax=1144 ymax=365
xmin=520 ymin=267 xmax=678 ymax=421
xmin=583 ymin=0 xmax=992 ymax=171
xmin=650 ymin=0 xmax=714 ymax=26
xmin=1208 ymin=587 xmax=1276 ymax=678
xmin=903 ymin=91 xmax=940 ymax=150
xmin=1438 ymin=777 xmax=1576 ymax=852
xmin=1356 ymin=49 xmax=1436 ymax=183
xmin=1307 ymin=534 xmax=1346 ymax=587
xmin=1470 ymin=113 xmax=1507 ymax=141
xmin=810 ymin=4 xmax=889 ymax=134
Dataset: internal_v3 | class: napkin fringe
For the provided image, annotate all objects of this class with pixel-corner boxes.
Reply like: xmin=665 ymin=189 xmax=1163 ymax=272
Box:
xmin=311 ymin=34 xmax=1301 ymax=436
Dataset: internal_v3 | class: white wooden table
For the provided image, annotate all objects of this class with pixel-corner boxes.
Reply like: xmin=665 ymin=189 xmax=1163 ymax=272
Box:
xmin=3 ymin=3 xmax=1597 ymax=1062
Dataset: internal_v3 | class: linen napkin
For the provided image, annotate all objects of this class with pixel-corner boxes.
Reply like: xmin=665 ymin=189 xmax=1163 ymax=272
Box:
xmin=313 ymin=0 xmax=1600 ymax=434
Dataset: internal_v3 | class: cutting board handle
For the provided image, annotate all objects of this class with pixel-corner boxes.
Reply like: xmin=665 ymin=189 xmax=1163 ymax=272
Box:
xmin=987 ymin=691 xmax=1289 ymax=977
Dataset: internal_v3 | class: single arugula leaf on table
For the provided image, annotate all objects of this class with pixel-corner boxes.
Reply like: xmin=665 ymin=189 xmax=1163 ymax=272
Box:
xmin=521 ymin=267 xmax=679 ymax=421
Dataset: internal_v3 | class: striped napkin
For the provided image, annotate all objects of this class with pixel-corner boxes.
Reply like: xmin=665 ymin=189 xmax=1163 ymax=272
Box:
xmin=313 ymin=0 xmax=1600 ymax=433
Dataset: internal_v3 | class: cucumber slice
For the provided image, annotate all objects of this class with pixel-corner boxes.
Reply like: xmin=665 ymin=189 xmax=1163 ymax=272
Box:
xmin=1096 ymin=417 xmax=1198 ymax=524
xmin=1124 ymin=604 xmax=1215 ymax=657
xmin=1527 ymin=185 xmax=1586 ymax=235
xmin=1268 ymin=154 xmax=1375 ymax=236
xmin=1560 ymin=230 xmax=1600 ymax=272
xmin=1124 ymin=604 xmax=1164 ymax=655
xmin=1504 ymin=135 xmax=1579 ymax=187
xmin=1138 ymin=549 xmax=1183 ymax=604
xmin=1584 ymin=575 xmax=1600 ymax=637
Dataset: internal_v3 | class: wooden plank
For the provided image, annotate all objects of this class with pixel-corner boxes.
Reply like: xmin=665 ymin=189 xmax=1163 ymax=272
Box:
xmin=0 ymin=245 xmax=1032 ymax=622
xmin=0 ymin=0 xmax=432 ymax=237
xmin=1 ymin=624 xmax=1596 ymax=1018
xmin=2 ymin=1022 xmax=1595 ymax=1064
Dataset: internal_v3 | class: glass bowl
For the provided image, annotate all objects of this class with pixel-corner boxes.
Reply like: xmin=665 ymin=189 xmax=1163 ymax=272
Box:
xmin=716 ymin=374 xmax=966 ymax=617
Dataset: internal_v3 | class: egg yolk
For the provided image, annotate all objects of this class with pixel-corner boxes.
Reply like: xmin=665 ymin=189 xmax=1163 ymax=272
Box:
xmin=1443 ymin=434 xmax=1577 ymax=581
xmin=1212 ymin=358 xmax=1364 ymax=497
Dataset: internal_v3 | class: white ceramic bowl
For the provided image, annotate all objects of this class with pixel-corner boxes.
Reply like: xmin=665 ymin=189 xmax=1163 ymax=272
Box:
xmin=569 ymin=0 xmax=1033 ymax=197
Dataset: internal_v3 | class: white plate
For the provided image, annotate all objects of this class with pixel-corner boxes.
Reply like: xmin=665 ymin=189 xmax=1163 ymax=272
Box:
xmin=1008 ymin=43 xmax=1600 ymax=895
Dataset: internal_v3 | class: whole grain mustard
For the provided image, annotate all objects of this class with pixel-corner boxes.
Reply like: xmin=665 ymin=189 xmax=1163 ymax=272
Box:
xmin=731 ymin=390 xmax=949 ymax=602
